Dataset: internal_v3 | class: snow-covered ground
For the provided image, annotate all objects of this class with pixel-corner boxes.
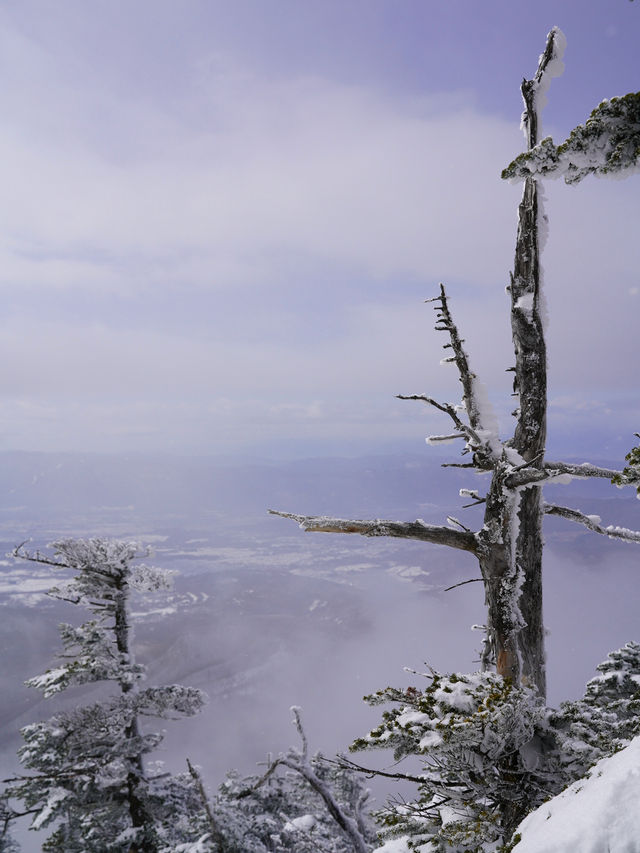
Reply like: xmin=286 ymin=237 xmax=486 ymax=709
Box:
xmin=513 ymin=735 xmax=640 ymax=853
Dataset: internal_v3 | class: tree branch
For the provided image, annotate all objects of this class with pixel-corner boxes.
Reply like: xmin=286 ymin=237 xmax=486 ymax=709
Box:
xmin=330 ymin=755 xmax=425 ymax=785
xmin=430 ymin=283 xmax=485 ymax=435
xmin=506 ymin=460 xmax=636 ymax=488
xmin=443 ymin=578 xmax=484 ymax=592
xmin=396 ymin=394 xmax=484 ymax=452
xmin=268 ymin=510 xmax=478 ymax=554
xmin=186 ymin=758 xmax=226 ymax=849
xmin=543 ymin=503 xmax=640 ymax=544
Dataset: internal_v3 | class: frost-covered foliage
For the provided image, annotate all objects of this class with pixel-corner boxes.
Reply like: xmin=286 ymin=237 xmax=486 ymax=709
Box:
xmin=210 ymin=709 xmax=375 ymax=852
xmin=350 ymin=671 xmax=561 ymax=852
xmin=552 ymin=641 xmax=640 ymax=778
xmin=8 ymin=539 xmax=208 ymax=853
xmin=351 ymin=648 xmax=640 ymax=852
xmin=612 ymin=436 xmax=640 ymax=497
xmin=502 ymin=92 xmax=640 ymax=184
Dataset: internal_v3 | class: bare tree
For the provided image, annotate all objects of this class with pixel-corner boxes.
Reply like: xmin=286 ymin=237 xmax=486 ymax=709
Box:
xmin=271 ymin=28 xmax=640 ymax=702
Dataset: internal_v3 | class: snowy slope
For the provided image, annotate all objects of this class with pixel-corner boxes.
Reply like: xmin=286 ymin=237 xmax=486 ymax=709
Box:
xmin=513 ymin=735 xmax=640 ymax=853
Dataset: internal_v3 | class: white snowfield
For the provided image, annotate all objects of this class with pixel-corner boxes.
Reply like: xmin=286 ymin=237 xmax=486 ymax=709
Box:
xmin=513 ymin=735 xmax=640 ymax=853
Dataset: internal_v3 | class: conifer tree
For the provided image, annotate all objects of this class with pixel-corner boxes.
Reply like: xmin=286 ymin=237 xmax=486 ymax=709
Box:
xmin=346 ymin=671 xmax=562 ymax=850
xmin=554 ymin=641 xmax=640 ymax=778
xmin=7 ymin=539 xmax=208 ymax=853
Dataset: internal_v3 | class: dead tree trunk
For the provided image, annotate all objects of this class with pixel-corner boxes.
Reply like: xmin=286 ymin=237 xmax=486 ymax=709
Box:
xmin=270 ymin=28 xmax=640 ymax=702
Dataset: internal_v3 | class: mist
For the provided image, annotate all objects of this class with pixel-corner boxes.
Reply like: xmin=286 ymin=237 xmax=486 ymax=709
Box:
xmin=1 ymin=451 xmax=639 ymax=850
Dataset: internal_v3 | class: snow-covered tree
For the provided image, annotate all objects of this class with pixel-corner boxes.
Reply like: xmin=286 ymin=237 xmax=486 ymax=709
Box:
xmin=270 ymin=27 xmax=640 ymax=848
xmin=552 ymin=641 xmax=640 ymax=779
xmin=209 ymin=708 xmax=375 ymax=852
xmin=347 ymin=670 xmax=562 ymax=850
xmin=346 ymin=644 xmax=640 ymax=852
xmin=7 ymin=539 xmax=208 ymax=853
xmin=271 ymin=27 xmax=640 ymax=699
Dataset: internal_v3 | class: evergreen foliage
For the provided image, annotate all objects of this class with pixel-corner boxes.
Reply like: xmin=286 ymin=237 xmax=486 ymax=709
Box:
xmin=612 ymin=436 xmax=640 ymax=497
xmin=553 ymin=641 xmax=640 ymax=778
xmin=352 ymin=645 xmax=640 ymax=852
xmin=350 ymin=671 xmax=559 ymax=851
xmin=502 ymin=92 xmax=640 ymax=184
xmin=7 ymin=539 xmax=208 ymax=853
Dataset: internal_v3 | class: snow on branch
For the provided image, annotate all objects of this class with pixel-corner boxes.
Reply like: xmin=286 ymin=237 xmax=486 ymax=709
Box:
xmin=520 ymin=27 xmax=566 ymax=150
xmin=268 ymin=510 xmax=478 ymax=554
xmin=503 ymin=92 xmax=640 ymax=185
xmin=398 ymin=284 xmax=501 ymax=464
xmin=543 ymin=503 xmax=640 ymax=544
xmin=506 ymin=460 xmax=638 ymax=489
xmin=395 ymin=395 xmax=483 ymax=452
xmin=244 ymin=708 xmax=372 ymax=853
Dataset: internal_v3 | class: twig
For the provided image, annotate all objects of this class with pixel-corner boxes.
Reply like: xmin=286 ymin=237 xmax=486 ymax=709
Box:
xmin=443 ymin=578 xmax=484 ymax=592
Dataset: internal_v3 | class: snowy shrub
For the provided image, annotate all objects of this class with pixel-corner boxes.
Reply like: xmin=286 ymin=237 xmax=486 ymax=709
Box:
xmin=350 ymin=671 xmax=561 ymax=852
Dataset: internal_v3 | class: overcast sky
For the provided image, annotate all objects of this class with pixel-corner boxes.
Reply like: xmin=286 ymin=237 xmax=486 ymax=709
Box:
xmin=1 ymin=0 xmax=638 ymax=458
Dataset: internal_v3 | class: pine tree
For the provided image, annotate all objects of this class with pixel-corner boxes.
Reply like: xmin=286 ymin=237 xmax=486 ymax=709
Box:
xmin=553 ymin=641 xmax=640 ymax=778
xmin=7 ymin=539 xmax=208 ymax=853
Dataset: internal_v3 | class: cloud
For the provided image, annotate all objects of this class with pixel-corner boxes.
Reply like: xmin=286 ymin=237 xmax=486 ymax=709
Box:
xmin=0 ymin=21 xmax=525 ymax=297
xmin=0 ymin=10 xmax=638 ymax=454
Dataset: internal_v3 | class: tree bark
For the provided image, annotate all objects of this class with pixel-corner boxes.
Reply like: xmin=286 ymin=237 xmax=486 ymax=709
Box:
xmin=113 ymin=577 xmax=158 ymax=853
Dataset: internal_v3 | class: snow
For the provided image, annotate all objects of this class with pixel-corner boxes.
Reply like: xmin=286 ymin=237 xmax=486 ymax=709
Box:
xmin=433 ymin=681 xmax=475 ymax=713
xmin=284 ymin=813 xmax=317 ymax=832
xmin=418 ymin=730 xmax=443 ymax=750
xmin=531 ymin=27 xmax=567 ymax=135
xmin=397 ymin=709 xmax=431 ymax=727
xmin=546 ymin=473 xmax=573 ymax=485
xmin=471 ymin=382 xmax=501 ymax=457
xmin=514 ymin=293 xmax=534 ymax=313
xmin=513 ymin=735 xmax=640 ymax=853
xmin=425 ymin=434 xmax=463 ymax=445
xmin=31 ymin=787 xmax=69 ymax=830
xmin=372 ymin=838 xmax=413 ymax=853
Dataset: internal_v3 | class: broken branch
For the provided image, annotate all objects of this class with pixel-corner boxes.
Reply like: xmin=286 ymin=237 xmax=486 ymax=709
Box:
xmin=544 ymin=502 xmax=640 ymax=544
xmin=268 ymin=510 xmax=478 ymax=554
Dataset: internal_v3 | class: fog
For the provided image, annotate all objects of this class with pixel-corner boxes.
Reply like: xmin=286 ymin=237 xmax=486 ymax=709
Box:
xmin=1 ymin=451 xmax=638 ymax=850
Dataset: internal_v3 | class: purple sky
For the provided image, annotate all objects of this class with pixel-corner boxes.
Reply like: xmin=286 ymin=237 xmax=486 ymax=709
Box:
xmin=1 ymin=0 xmax=638 ymax=457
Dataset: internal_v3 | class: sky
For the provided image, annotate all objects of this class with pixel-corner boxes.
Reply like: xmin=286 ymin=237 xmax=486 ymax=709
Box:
xmin=1 ymin=0 xmax=639 ymax=459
